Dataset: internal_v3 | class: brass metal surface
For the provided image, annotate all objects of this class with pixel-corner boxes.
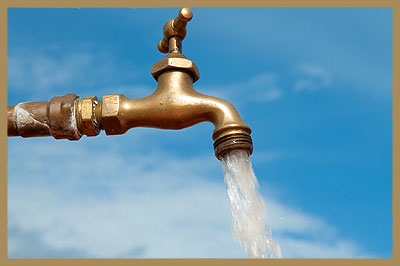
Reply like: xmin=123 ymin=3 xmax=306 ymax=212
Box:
xmin=213 ymin=133 xmax=253 ymax=160
xmin=151 ymin=52 xmax=200 ymax=82
xmin=158 ymin=8 xmax=193 ymax=54
xmin=75 ymin=96 xmax=101 ymax=136
xmin=7 ymin=8 xmax=253 ymax=159
xmin=99 ymin=70 xmax=251 ymax=139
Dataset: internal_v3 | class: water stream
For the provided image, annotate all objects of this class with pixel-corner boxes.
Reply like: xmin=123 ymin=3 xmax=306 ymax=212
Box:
xmin=221 ymin=149 xmax=282 ymax=258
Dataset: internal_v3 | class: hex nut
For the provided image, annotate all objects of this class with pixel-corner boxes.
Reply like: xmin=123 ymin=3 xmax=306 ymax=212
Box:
xmin=101 ymin=94 xmax=124 ymax=135
xmin=78 ymin=96 xmax=100 ymax=136
xmin=151 ymin=57 xmax=200 ymax=82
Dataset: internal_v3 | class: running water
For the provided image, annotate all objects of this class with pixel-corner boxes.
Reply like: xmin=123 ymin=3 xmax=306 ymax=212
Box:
xmin=221 ymin=149 xmax=282 ymax=258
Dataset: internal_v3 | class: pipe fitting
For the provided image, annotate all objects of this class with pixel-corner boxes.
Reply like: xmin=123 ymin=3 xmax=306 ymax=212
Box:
xmin=213 ymin=132 xmax=253 ymax=160
xmin=48 ymin=94 xmax=82 ymax=140
xmin=75 ymin=96 xmax=101 ymax=137
xmin=101 ymin=94 xmax=125 ymax=135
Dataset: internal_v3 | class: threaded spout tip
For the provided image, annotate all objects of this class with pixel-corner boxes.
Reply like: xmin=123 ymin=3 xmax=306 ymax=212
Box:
xmin=213 ymin=133 xmax=253 ymax=160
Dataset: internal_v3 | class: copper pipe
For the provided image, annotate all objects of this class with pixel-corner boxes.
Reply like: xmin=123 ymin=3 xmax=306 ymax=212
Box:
xmin=8 ymin=105 xmax=18 ymax=136
xmin=7 ymin=94 xmax=81 ymax=140
xmin=7 ymin=8 xmax=253 ymax=159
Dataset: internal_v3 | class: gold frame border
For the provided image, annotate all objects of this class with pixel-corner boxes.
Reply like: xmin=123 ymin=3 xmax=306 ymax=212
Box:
xmin=0 ymin=1 xmax=398 ymax=265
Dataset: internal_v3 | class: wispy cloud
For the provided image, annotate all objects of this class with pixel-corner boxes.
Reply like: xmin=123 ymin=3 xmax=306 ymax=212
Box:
xmin=196 ymin=8 xmax=390 ymax=98
xmin=8 ymin=47 xmax=334 ymax=108
xmin=198 ymin=73 xmax=284 ymax=105
xmin=293 ymin=63 xmax=332 ymax=92
xmin=252 ymin=150 xmax=294 ymax=164
xmin=8 ymin=48 xmax=141 ymax=101
xmin=279 ymin=238 xmax=374 ymax=258
xmin=8 ymin=138 xmax=241 ymax=258
xmin=8 ymin=137 xmax=376 ymax=258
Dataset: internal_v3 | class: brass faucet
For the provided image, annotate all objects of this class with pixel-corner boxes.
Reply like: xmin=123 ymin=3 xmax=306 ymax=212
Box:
xmin=7 ymin=8 xmax=253 ymax=160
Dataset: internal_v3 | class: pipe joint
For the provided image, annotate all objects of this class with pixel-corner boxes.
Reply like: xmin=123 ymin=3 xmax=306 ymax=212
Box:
xmin=75 ymin=96 xmax=102 ymax=137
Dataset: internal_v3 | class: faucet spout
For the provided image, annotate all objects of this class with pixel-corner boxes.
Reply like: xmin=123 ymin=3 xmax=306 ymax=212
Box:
xmin=100 ymin=69 xmax=252 ymax=159
xmin=117 ymin=71 xmax=250 ymax=133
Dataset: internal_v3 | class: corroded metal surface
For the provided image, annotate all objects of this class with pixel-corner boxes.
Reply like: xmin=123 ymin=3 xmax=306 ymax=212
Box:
xmin=8 ymin=102 xmax=50 ymax=137
xmin=7 ymin=94 xmax=81 ymax=140
xmin=48 ymin=94 xmax=81 ymax=140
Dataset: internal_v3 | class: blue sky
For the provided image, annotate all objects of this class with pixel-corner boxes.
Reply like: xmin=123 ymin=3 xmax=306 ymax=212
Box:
xmin=7 ymin=7 xmax=392 ymax=258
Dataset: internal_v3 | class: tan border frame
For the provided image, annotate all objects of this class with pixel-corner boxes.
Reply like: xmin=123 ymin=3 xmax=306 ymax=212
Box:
xmin=0 ymin=0 xmax=398 ymax=265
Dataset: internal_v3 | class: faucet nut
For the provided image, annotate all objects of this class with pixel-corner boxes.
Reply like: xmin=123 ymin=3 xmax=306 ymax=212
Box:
xmin=101 ymin=94 xmax=125 ymax=135
xmin=151 ymin=57 xmax=200 ymax=82
xmin=76 ymin=96 xmax=101 ymax=137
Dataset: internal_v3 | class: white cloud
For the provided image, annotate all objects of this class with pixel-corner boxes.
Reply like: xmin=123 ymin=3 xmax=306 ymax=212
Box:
xmin=252 ymin=150 xmax=290 ymax=164
xmin=293 ymin=63 xmax=332 ymax=92
xmin=267 ymin=199 xmax=331 ymax=236
xmin=7 ymin=137 xmax=377 ymax=258
xmin=8 ymin=48 xmax=284 ymax=106
xmin=198 ymin=65 xmax=331 ymax=105
xmin=257 ymin=88 xmax=283 ymax=102
xmin=278 ymin=238 xmax=373 ymax=258
xmin=8 ymin=48 xmax=141 ymax=101
xmin=248 ymin=73 xmax=284 ymax=102
xmin=198 ymin=72 xmax=284 ymax=105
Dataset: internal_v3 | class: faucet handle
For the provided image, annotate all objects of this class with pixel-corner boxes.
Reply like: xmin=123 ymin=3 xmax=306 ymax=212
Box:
xmin=158 ymin=8 xmax=193 ymax=54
